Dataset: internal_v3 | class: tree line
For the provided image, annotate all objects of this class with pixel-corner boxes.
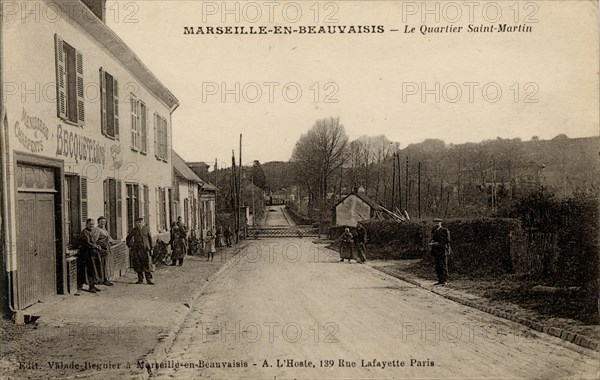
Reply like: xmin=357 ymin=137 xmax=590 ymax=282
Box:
xmin=288 ymin=117 xmax=599 ymax=221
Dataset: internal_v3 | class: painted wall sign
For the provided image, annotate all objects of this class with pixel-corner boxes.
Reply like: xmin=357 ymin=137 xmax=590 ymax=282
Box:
xmin=110 ymin=144 xmax=123 ymax=169
xmin=14 ymin=108 xmax=48 ymax=153
xmin=56 ymin=124 xmax=106 ymax=167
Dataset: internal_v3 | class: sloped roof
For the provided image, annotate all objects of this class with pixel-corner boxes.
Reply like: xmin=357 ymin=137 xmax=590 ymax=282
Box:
xmin=173 ymin=150 xmax=218 ymax=191
xmin=335 ymin=192 xmax=381 ymax=210
xmin=201 ymin=181 xmax=218 ymax=192
xmin=172 ymin=151 xmax=203 ymax=184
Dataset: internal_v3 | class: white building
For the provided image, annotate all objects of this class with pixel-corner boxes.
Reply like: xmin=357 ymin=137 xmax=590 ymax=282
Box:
xmin=1 ymin=0 xmax=178 ymax=311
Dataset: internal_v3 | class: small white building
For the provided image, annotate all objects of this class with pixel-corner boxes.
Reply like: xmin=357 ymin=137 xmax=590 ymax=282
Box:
xmin=333 ymin=192 xmax=380 ymax=226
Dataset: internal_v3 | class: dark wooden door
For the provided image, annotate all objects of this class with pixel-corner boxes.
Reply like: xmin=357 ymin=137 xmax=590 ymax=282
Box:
xmin=16 ymin=192 xmax=57 ymax=308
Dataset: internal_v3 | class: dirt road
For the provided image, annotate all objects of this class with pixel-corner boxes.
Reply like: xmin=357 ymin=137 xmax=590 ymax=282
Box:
xmin=152 ymin=237 xmax=598 ymax=379
xmin=263 ymin=205 xmax=295 ymax=226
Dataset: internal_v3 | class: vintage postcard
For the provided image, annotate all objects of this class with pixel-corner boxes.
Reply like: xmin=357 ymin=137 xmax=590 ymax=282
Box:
xmin=1 ymin=0 xmax=598 ymax=379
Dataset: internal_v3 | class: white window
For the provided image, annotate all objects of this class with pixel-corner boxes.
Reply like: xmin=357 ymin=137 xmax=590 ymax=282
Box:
xmin=130 ymin=94 xmax=139 ymax=150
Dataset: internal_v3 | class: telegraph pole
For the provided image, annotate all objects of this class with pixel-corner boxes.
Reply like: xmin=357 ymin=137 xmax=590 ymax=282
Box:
xmin=418 ymin=161 xmax=421 ymax=219
xmin=232 ymin=151 xmax=238 ymax=242
xmin=391 ymin=153 xmax=396 ymax=211
xmin=397 ymin=153 xmax=402 ymax=211
xmin=405 ymin=156 xmax=409 ymax=213
xmin=238 ymin=134 xmax=243 ymax=238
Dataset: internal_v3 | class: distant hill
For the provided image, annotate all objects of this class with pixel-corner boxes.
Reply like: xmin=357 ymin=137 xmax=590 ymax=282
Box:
xmin=520 ymin=136 xmax=599 ymax=196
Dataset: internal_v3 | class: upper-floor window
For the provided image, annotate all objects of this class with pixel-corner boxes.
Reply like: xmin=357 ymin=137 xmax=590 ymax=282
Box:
xmin=100 ymin=68 xmax=119 ymax=139
xmin=55 ymin=35 xmax=84 ymax=126
xmin=140 ymin=102 xmax=148 ymax=154
xmin=130 ymin=96 xmax=148 ymax=153
xmin=154 ymin=113 xmax=168 ymax=161
xmin=130 ymin=94 xmax=139 ymax=150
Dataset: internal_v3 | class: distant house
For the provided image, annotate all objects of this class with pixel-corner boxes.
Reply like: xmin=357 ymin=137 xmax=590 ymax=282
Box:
xmin=333 ymin=191 xmax=381 ymax=226
xmin=172 ymin=151 xmax=218 ymax=249
xmin=172 ymin=151 xmax=203 ymax=237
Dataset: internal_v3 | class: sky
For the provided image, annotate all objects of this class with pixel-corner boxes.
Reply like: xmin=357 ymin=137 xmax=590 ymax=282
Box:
xmin=107 ymin=0 xmax=599 ymax=166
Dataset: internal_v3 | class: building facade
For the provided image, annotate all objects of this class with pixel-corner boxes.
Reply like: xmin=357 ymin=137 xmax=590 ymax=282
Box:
xmin=173 ymin=151 xmax=218 ymax=251
xmin=172 ymin=151 xmax=201 ymax=239
xmin=333 ymin=193 xmax=379 ymax=226
xmin=1 ymin=0 xmax=178 ymax=311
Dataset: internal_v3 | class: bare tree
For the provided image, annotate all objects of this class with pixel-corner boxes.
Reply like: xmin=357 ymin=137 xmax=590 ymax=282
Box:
xmin=291 ymin=117 xmax=349 ymax=217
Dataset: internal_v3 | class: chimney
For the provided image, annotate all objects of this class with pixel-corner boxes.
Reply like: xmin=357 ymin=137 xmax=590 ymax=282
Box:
xmin=187 ymin=162 xmax=210 ymax=181
xmin=81 ymin=0 xmax=107 ymax=22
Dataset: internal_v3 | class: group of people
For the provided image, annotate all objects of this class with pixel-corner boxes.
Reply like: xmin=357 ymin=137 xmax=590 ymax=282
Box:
xmin=78 ymin=214 xmax=237 ymax=292
xmin=215 ymin=226 xmax=233 ymax=248
xmin=170 ymin=218 xmax=235 ymax=264
xmin=338 ymin=223 xmax=368 ymax=263
xmin=336 ymin=218 xmax=451 ymax=286
xmin=79 ymin=217 xmax=117 ymax=293
xmin=79 ymin=215 xmax=158 ymax=291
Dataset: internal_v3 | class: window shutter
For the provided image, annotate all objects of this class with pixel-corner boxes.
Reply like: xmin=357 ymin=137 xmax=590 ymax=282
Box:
xmin=80 ymin=176 xmax=88 ymax=229
xmin=144 ymin=185 xmax=150 ymax=223
xmin=75 ymin=51 xmax=85 ymax=126
xmin=163 ymin=118 xmax=168 ymax=161
xmin=116 ymin=180 xmax=122 ymax=239
xmin=155 ymin=187 xmax=160 ymax=230
xmin=154 ymin=114 xmax=158 ymax=158
xmin=140 ymin=103 xmax=147 ymax=153
xmin=137 ymin=101 xmax=142 ymax=150
xmin=54 ymin=34 xmax=67 ymax=120
xmin=103 ymin=178 xmax=110 ymax=228
xmin=100 ymin=68 xmax=107 ymax=135
xmin=130 ymin=96 xmax=136 ymax=149
xmin=113 ymin=78 xmax=119 ymax=139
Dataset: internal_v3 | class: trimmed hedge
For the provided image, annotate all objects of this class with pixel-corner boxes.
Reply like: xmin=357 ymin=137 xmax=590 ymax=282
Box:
xmin=285 ymin=204 xmax=317 ymax=225
xmin=333 ymin=218 xmax=523 ymax=274
xmin=440 ymin=218 xmax=521 ymax=275
xmin=329 ymin=221 xmax=428 ymax=260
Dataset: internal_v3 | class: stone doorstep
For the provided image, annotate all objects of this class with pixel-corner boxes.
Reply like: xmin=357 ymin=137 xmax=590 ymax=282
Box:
xmin=370 ymin=264 xmax=600 ymax=353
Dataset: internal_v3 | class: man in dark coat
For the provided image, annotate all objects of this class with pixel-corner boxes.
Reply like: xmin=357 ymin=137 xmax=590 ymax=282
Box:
xmin=224 ymin=226 xmax=232 ymax=247
xmin=126 ymin=217 xmax=154 ymax=285
xmin=80 ymin=218 xmax=102 ymax=293
xmin=355 ymin=223 xmax=368 ymax=263
xmin=430 ymin=218 xmax=451 ymax=285
xmin=169 ymin=216 xmax=188 ymax=266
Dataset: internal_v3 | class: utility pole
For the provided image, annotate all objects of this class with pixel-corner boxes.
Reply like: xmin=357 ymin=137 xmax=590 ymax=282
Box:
xmin=232 ymin=151 xmax=238 ymax=242
xmin=492 ymin=159 xmax=497 ymax=212
xmin=251 ymin=173 xmax=255 ymax=227
xmin=238 ymin=134 xmax=243 ymax=238
xmin=214 ymin=158 xmax=218 ymax=211
xmin=418 ymin=161 xmax=421 ymax=219
xmin=397 ymin=153 xmax=402 ymax=211
xmin=391 ymin=153 xmax=396 ymax=211
xmin=405 ymin=155 xmax=409 ymax=213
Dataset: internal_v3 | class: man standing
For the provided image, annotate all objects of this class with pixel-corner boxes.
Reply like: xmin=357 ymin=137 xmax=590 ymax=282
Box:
xmin=224 ymin=226 xmax=232 ymax=247
xmin=169 ymin=216 xmax=188 ymax=266
xmin=80 ymin=218 xmax=102 ymax=293
xmin=355 ymin=223 xmax=368 ymax=263
xmin=126 ymin=217 xmax=155 ymax=285
xmin=429 ymin=218 xmax=451 ymax=286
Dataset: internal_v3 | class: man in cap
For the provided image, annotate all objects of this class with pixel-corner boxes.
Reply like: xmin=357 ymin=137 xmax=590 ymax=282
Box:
xmin=429 ymin=218 xmax=451 ymax=286
xmin=126 ymin=217 xmax=155 ymax=285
